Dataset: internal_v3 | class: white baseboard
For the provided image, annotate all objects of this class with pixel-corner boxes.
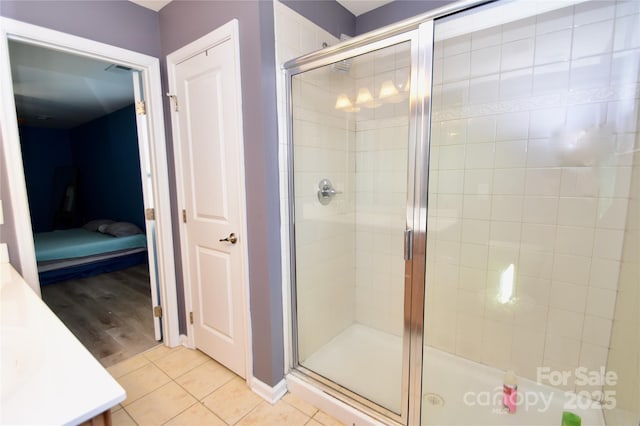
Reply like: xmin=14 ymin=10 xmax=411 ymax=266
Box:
xmin=250 ymin=377 xmax=288 ymax=404
xmin=178 ymin=334 xmax=192 ymax=348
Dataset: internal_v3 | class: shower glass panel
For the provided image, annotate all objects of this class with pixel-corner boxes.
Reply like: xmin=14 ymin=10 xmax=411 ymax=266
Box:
xmin=290 ymin=41 xmax=412 ymax=415
xmin=423 ymin=1 xmax=640 ymax=425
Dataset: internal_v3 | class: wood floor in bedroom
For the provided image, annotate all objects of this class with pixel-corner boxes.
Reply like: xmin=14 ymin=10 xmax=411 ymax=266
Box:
xmin=41 ymin=263 xmax=158 ymax=368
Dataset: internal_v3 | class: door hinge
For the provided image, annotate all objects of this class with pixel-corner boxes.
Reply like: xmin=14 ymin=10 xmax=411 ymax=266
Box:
xmin=153 ymin=305 xmax=162 ymax=318
xmin=166 ymin=93 xmax=179 ymax=112
xmin=145 ymin=208 xmax=155 ymax=220
xmin=135 ymin=101 xmax=147 ymax=115
xmin=182 ymin=209 xmax=187 ymax=223
xmin=189 ymin=312 xmax=194 ymax=324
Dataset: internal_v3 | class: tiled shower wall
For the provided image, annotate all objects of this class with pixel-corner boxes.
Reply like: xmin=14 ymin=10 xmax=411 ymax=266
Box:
xmin=274 ymin=2 xmax=356 ymax=361
xmin=277 ymin=2 xmax=640 ymax=403
xmin=605 ymin=145 xmax=639 ymax=423
xmin=276 ymin=1 xmax=414 ymax=355
xmin=351 ymin=44 xmax=411 ymax=338
xmin=425 ymin=1 xmax=639 ymax=388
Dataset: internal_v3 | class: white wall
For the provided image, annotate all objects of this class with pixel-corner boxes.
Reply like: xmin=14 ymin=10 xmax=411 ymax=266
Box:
xmin=425 ymin=1 xmax=639 ymax=392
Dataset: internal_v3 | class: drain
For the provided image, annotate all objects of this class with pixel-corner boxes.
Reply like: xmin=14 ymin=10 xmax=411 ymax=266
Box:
xmin=423 ymin=393 xmax=445 ymax=407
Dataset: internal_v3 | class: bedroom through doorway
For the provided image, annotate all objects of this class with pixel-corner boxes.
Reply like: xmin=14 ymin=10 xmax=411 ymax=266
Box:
xmin=8 ymin=39 xmax=160 ymax=367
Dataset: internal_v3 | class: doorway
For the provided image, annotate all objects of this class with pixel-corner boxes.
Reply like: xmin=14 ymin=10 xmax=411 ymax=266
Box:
xmin=0 ymin=17 xmax=180 ymax=348
xmin=9 ymin=40 xmax=157 ymax=366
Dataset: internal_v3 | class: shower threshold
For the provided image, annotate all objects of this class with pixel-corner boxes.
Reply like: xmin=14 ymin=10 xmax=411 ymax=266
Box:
xmin=299 ymin=324 xmax=605 ymax=426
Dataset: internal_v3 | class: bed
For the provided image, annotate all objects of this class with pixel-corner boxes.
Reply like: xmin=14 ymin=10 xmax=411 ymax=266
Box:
xmin=35 ymin=223 xmax=148 ymax=285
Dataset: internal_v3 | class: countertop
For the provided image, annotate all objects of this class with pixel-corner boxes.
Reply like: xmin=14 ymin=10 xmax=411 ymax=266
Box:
xmin=1 ymin=262 xmax=126 ymax=425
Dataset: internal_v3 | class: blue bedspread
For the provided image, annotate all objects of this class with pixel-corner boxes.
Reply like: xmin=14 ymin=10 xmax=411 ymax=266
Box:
xmin=34 ymin=228 xmax=147 ymax=262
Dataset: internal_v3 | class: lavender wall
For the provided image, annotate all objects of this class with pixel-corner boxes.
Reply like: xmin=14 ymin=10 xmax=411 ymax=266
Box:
xmin=0 ymin=0 xmax=160 ymax=274
xmin=355 ymin=0 xmax=456 ymax=35
xmin=280 ymin=0 xmax=355 ymax=37
xmin=0 ymin=0 xmax=285 ymax=387
xmin=159 ymin=0 xmax=285 ymax=387
xmin=0 ymin=0 xmax=161 ymax=57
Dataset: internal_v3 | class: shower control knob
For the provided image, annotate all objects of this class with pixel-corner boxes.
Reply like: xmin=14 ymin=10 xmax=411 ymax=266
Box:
xmin=317 ymin=178 xmax=341 ymax=205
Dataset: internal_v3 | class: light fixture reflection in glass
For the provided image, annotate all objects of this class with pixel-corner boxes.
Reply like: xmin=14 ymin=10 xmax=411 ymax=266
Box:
xmin=334 ymin=94 xmax=351 ymax=109
xmin=497 ymin=264 xmax=515 ymax=304
xmin=334 ymin=94 xmax=360 ymax=112
xmin=355 ymin=87 xmax=381 ymax=108
xmin=379 ymin=80 xmax=404 ymax=103
xmin=355 ymin=87 xmax=373 ymax=104
xmin=379 ymin=80 xmax=399 ymax=99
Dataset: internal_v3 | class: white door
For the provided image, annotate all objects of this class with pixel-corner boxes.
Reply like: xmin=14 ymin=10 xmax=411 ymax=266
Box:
xmin=132 ymin=72 xmax=162 ymax=341
xmin=172 ymin=23 xmax=248 ymax=378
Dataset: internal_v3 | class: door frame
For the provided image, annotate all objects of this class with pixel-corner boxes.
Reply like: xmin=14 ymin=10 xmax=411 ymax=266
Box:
xmin=0 ymin=17 xmax=180 ymax=347
xmin=166 ymin=19 xmax=253 ymax=380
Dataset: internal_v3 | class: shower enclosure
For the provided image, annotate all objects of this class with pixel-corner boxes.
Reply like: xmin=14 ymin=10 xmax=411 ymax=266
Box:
xmin=284 ymin=0 xmax=639 ymax=425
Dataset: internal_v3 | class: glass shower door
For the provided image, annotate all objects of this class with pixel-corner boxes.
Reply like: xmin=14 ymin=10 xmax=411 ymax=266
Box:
xmin=289 ymin=38 xmax=414 ymax=418
xmin=422 ymin=1 xmax=640 ymax=425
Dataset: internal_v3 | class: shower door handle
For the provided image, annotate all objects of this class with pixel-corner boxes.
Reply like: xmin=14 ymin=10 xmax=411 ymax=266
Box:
xmin=404 ymin=229 xmax=413 ymax=261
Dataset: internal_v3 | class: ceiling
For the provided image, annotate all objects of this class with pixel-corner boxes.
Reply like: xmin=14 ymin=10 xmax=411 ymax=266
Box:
xmin=10 ymin=1 xmax=392 ymax=130
xmin=128 ymin=0 xmax=171 ymax=12
xmin=336 ymin=0 xmax=394 ymax=16
xmin=9 ymin=40 xmax=135 ymax=129
xmin=127 ymin=0 xmax=393 ymax=17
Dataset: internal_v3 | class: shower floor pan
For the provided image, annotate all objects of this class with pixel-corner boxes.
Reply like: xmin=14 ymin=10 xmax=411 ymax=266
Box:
xmin=302 ymin=324 xmax=605 ymax=426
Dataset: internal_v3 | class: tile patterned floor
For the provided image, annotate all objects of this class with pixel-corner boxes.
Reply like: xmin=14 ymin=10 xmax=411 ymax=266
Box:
xmin=108 ymin=345 xmax=346 ymax=426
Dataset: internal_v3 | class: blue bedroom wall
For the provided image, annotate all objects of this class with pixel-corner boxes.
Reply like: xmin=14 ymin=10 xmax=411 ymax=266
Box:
xmin=70 ymin=104 xmax=145 ymax=231
xmin=18 ymin=126 xmax=73 ymax=233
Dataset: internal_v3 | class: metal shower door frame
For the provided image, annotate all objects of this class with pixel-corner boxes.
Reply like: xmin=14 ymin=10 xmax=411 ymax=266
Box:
xmin=283 ymin=1 xmax=492 ymax=424
xmin=285 ymin=28 xmax=426 ymax=426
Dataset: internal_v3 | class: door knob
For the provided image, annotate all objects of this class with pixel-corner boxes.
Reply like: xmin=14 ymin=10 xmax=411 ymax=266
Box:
xmin=219 ymin=233 xmax=238 ymax=244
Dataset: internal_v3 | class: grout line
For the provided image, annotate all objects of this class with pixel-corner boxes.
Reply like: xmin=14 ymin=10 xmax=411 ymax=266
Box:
xmin=228 ymin=399 xmax=265 ymax=426
xmin=280 ymin=395 xmax=320 ymax=418
xmin=159 ymin=400 xmax=199 ymax=426
xmin=148 ymin=348 xmax=210 ymax=379
xmin=120 ymin=405 xmax=139 ymax=426
xmin=119 ymin=369 xmax=173 ymax=408
xmin=179 ymin=372 xmax=235 ymax=402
